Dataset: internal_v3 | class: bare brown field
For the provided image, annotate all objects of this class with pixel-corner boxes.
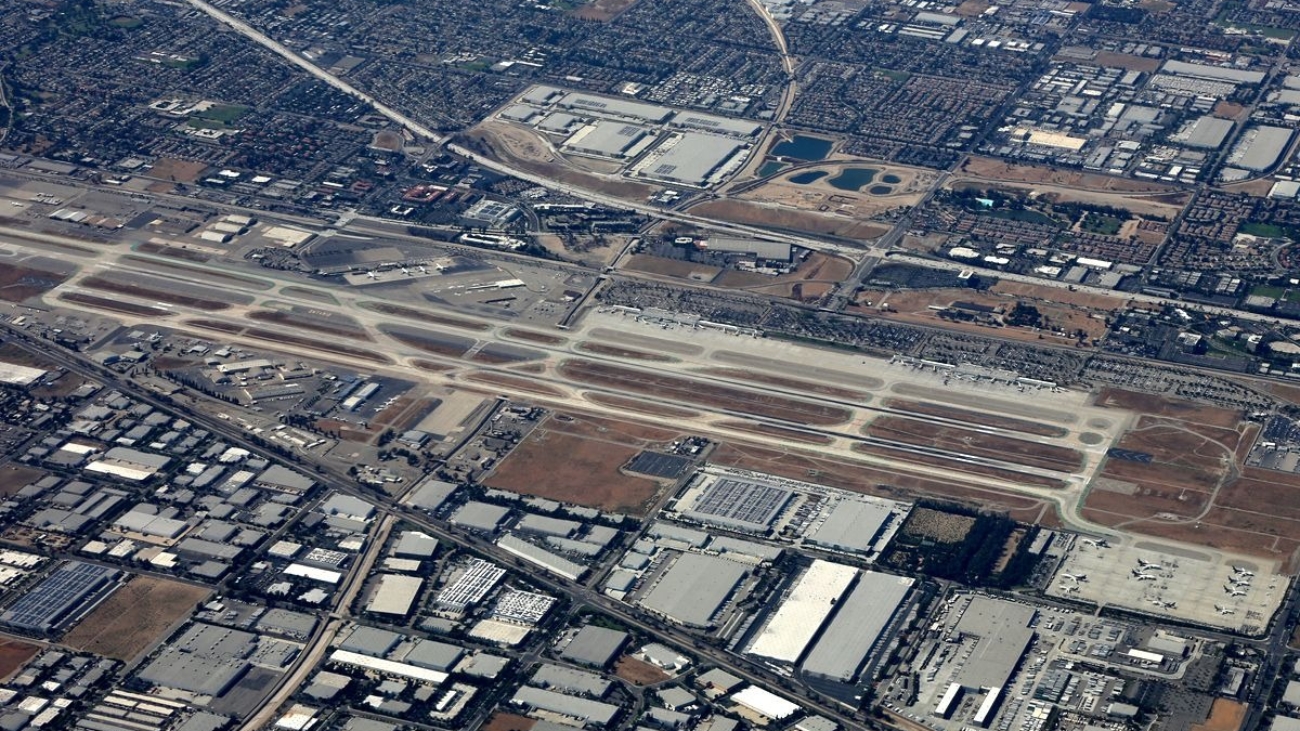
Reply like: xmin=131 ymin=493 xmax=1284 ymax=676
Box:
xmin=578 ymin=343 xmax=677 ymax=362
xmin=713 ymin=252 xmax=855 ymax=290
xmin=572 ymin=0 xmax=641 ymax=20
xmin=546 ymin=411 xmax=684 ymax=444
xmin=364 ymin=302 xmax=489 ymax=331
xmin=560 ymin=359 xmax=852 ymax=426
xmin=716 ymin=420 xmax=834 ymax=445
xmin=61 ymin=293 xmax=173 ymax=318
xmin=0 ymin=640 xmax=40 ymax=681
xmin=584 ymin=393 xmax=701 ymax=419
xmin=866 ymin=416 xmax=1085 ymax=472
xmin=484 ymin=422 xmax=668 ymax=514
xmin=248 ymin=310 xmax=373 ymax=340
xmin=851 ymin=443 xmax=1069 ymax=489
xmin=505 ymin=328 xmax=567 ymax=346
xmin=412 ymin=360 xmax=455 ymax=373
xmin=623 ymin=255 xmax=722 ymax=282
xmin=1192 ymin=699 xmax=1248 ymax=731
xmin=958 ymin=156 xmax=1174 ymax=193
xmin=853 ymin=287 xmax=1110 ymax=343
xmin=0 ymin=263 xmax=71 ymax=303
xmin=0 ymin=465 xmax=45 ymax=497
xmin=884 ymin=399 xmax=1068 ymax=437
xmin=700 ymin=368 xmax=867 ymax=401
xmin=614 ymin=656 xmax=671 ymax=685
xmin=82 ymin=276 xmax=233 ymax=311
xmin=481 ymin=713 xmax=536 ymax=731
xmin=149 ymin=158 xmax=209 ymax=183
xmin=989 ymin=280 xmax=1128 ymax=310
xmin=1096 ymin=388 xmax=1242 ymax=427
xmin=464 ymin=372 xmax=565 ymax=397
xmin=1217 ymin=468 xmax=1300 ymax=521
xmin=688 ymin=199 xmax=889 ymax=241
xmin=63 ymin=576 xmax=210 ymax=661
xmin=711 ymin=441 xmax=1052 ymax=516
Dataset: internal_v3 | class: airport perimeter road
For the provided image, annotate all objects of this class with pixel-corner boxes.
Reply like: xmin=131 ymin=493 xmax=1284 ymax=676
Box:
xmin=0 ymin=327 xmax=885 ymax=731
xmin=181 ymin=0 xmax=867 ymax=258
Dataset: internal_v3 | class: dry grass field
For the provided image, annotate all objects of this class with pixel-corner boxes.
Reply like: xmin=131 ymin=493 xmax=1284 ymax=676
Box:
xmin=62 ymin=576 xmax=211 ymax=661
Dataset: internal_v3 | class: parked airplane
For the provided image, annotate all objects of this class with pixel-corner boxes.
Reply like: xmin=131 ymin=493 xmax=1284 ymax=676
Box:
xmin=1137 ymin=558 xmax=1162 ymax=570
xmin=366 ymin=271 xmax=378 ymax=279
xmin=1215 ymin=605 xmax=1236 ymax=615
xmin=1232 ymin=566 xmax=1255 ymax=577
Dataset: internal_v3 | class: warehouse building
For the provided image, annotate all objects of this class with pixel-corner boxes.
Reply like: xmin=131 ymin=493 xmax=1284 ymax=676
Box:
xmin=366 ymin=574 xmax=423 ymax=616
xmin=678 ymin=476 xmax=794 ymax=534
xmin=952 ymin=596 xmax=1035 ymax=691
xmin=555 ymin=93 xmax=673 ymax=124
xmin=0 ymin=561 xmax=121 ymax=634
xmin=805 ymin=498 xmax=898 ymax=555
xmin=635 ymin=133 xmax=747 ymax=188
xmin=497 ymin=534 xmax=587 ymax=581
xmin=747 ymin=560 xmax=857 ymax=665
xmin=671 ymin=113 xmax=763 ymax=138
xmin=85 ymin=447 xmax=169 ymax=482
xmin=511 ymin=686 xmax=621 ymax=727
xmin=561 ymin=626 xmax=629 ymax=668
xmin=801 ymin=571 xmax=914 ymax=685
xmin=436 ymin=559 xmax=506 ymax=610
xmin=701 ymin=237 xmax=793 ymax=263
xmin=638 ymin=552 xmax=749 ymax=628
xmin=563 ymin=122 xmax=655 ymax=160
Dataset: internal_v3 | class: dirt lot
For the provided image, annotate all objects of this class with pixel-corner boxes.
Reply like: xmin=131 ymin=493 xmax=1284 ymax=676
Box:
xmin=855 ymin=287 xmax=1111 ymax=343
xmin=63 ymin=576 xmax=210 ymax=660
xmin=713 ymin=252 xmax=855 ymax=292
xmin=738 ymin=163 xmax=934 ymax=216
xmin=481 ymin=713 xmax=536 ymax=731
xmin=150 ymin=158 xmax=209 ymax=183
xmin=990 ymin=280 xmax=1129 ymax=311
xmin=623 ymin=255 xmax=722 ymax=282
xmin=866 ymin=416 xmax=1084 ymax=472
xmin=1191 ymin=699 xmax=1247 ymax=731
xmin=885 ymin=399 xmax=1067 ymax=437
xmin=958 ymin=157 xmax=1175 ymax=193
xmin=0 ymin=465 xmax=45 ymax=497
xmin=560 ymin=359 xmax=852 ymax=426
xmin=1096 ymin=388 xmax=1243 ymax=428
xmin=614 ymin=656 xmax=671 ymax=685
xmin=573 ymin=0 xmax=641 ymax=19
xmin=484 ymin=416 xmax=672 ymax=514
xmin=0 ymin=639 xmax=40 ymax=681
xmin=687 ymin=199 xmax=889 ymax=242
xmin=0 ymin=262 xmax=71 ymax=303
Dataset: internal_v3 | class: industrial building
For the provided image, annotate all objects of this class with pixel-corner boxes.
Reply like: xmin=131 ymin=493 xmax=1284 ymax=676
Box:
xmin=638 ymin=552 xmax=749 ymax=628
xmin=137 ymin=623 xmax=299 ymax=697
xmin=0 ymin=361 xmax=46 ymax=386
xmin=497 ymin=534 xmax=587 ymax=581
xmin=635 ymin=133 xmax=748 ymax=188
xmin=805 ymin=498 xmax=898 ymax=555
xmin=701 ymin=237 xmax=793 ymax=263
xmin=0 ymin=561 xmax=121 ymax=634
xmin=747 ymin=560 xmax=857 ymax=665
xmin=671 ymin=113 xmax=762 ymax=138
xmin=436 ymin=559 xmax=505 ymax=609
xmin=563 ymin=122 xmax=655 ymax=160
xmin=366 ymin=574 xmax=423 ymax=616
xmin=801 ymin=571 xmax=914 ymax=684
xmin=678 ymin=476 xmax=794 ymax=533
xmin=561 ymin=626 xmax=629 ymax=668
xmin=511 ymin=686 xmax=621 ymax=727
xmin=1228 ymin=125 xmax=1294 ymax=172
xmin=85 ymin=447 xmax=169 ymax=481
xmin=555 ymin=93 xmax=673 ymax=124
xmin=951 ymin=596 xmax=1036 ymax=691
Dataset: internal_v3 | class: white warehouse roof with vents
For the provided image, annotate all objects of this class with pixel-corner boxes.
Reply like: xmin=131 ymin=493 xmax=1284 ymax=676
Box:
xmin=747 ymin=560 xmax=857 ymax=664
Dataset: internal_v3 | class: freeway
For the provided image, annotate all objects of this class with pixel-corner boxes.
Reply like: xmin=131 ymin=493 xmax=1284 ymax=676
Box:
xmin=0 ymin=323 xmax=888 ymax=731
xmin=183 ymin=0 xmax=865 ymax=258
